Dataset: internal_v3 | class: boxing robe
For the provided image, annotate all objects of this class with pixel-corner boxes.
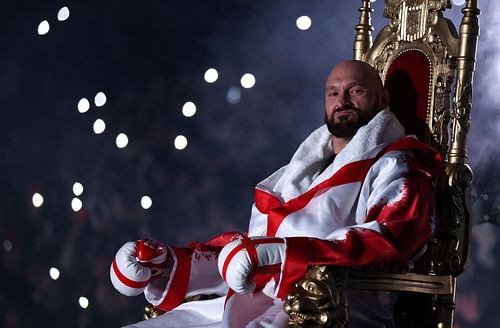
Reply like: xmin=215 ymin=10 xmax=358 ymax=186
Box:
xmin=121 ymin=109 xmax=441 ymax=328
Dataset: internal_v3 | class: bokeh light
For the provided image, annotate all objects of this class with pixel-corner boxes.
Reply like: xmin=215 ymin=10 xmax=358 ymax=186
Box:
xmin=452 ymin=0 xmax=466 ymax=5
xmin=32 ymin=193 xmax=44 ymax=207
xmin=71 ymin=198 xmax=83 ymax=212
xmin=296 ymin=16 xmax=312 ymax=30
xmin=93 ymin=119 xmax=106 ymax=134
xmin=141 ymin=195 xmax=153 ymax=209
xmin=182 ymin=101 xmax=197 ymax=117
xmin=116 ymin=133 xmax=129 ymax=149
xmin=77 ymin=98 xmax=90 ymax=113
xmin=79 ymin=296 xmax=89 ymax=309
xmin=174 ymin=135 xmax=188 ymax=150
xmin=3 ymin=240 xmax=13 ymax=253
xmin=204 ymin=68 xmax=218 ymax=83
xmin=94 ymin=92 xmax=107 ymax=107
xmin=49 ymin=267 xmax=60 ymax=280
xmin=226 ymin=86 xmax=242 ymax=104
xmin=37 ymin=20 xmax=50 ymax=35
xmin=57 ymin=6 xmax=70 ymax=21
xmin=240 ymin=73 xmax=256 ymax=89
xmin=73 ymin=182 xmax=84 ymax=196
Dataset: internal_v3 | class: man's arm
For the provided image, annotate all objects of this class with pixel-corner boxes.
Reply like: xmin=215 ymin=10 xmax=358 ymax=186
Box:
xmin=276 ymin=148 xmax=439 ymax=298
xmin=219 ymin=146 xmax=441 ymax=299
xmin=110 ymin=232 xmax=243 ymax=311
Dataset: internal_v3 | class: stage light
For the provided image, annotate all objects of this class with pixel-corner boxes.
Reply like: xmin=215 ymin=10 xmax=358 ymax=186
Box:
xmin=182 ymin=101 xmax=197 ymax=117
xmin=240 ymin=73 xmax=256 ymax=89
xmin=116 ymin=133 xmax=129 ymax=149
xmin=77 ymin=98 xmax=90 ymax=113
xmin=49 ymin=267 xmax=60 ymax=280
xmin=226 ymin=86 xmax=241 ymax=104
xmin=451 ymin=0 xmax=465 ymax=5
xmin=79 ymin=296 xmax=89 ymax=309
xmin=296 ymin=16 xmax=312 ymax=31
xmin=57 ymin=6 xmax=70 ymax=21
xmin=141 ymin=195 xmax=152 ymax=209
xmin=32 ymin=193 xmax=44 ymax=207
xmin=174 ymin=135 xmax=188 ymax=150
xmin=94 ymin=92 xmax=107 ymax=107
xmin=3 ymin=240 xmax=13 ymax=253
xmin=93 ymin=119 xmax=106 ymax=134
xmin=73 ymin=182 xmax=84 ymax=196
xmin=204 ymin=68 xmax=218 ymax=83
xmin=71 ymin=198 xmax=83 ymax=212
xmin=38 ymin=20 xmax=50 ymax=35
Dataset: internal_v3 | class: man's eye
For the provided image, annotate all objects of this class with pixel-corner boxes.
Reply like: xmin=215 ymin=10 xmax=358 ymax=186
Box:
xmin=351 ymin=89 xmax=363 ymax=95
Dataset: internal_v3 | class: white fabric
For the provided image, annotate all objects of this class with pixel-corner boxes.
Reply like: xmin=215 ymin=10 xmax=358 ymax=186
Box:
xmin=123 ymin=109 xmax=408 ymax=327
xmin=218 ymin=237 xmax=286 ymax=294
xmin=260 ymin=108 xmax=403 ymax=203
xmin=111 ymin=241 xmax=151 ymax=297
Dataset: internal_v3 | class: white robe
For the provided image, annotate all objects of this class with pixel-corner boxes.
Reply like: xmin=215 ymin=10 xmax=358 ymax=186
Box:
xmin=122 ymin=109 xmax=441 ymax=328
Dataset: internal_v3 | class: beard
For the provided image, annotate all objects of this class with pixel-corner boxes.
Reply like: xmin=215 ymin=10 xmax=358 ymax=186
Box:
xmin=324 ymin=105 xmax=379 ymax=138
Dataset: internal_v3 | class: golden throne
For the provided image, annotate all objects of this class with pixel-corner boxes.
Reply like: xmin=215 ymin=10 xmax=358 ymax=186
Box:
xmin=284 ymin=0 xmax=480 ymax=327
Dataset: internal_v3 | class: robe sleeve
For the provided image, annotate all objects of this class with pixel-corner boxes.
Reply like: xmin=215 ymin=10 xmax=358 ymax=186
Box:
xmin=275 ymin=147 xmax=441 ymax=299
xmin=144 ymin=232 xmax=243 ymax=311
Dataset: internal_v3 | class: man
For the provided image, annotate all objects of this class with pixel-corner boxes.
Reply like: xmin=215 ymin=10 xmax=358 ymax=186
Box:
xmin=110 ymin=60 xmax=441 ymax=327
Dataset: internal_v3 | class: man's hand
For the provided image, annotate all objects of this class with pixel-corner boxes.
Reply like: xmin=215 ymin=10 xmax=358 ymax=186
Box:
xmin=110 ymin=239 xmax=170 ymax=296
xmin=217 ymin=237 xmax=286 ymax=294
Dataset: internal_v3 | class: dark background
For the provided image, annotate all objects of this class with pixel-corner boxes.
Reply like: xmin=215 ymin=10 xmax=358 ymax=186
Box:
xmin=1 ymin=1 xmax=499 ymax=327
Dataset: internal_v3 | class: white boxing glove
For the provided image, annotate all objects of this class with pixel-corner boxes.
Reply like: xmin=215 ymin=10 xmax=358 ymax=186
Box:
xmin=218 ymin=236 xmax=286 ymax=294
xmin=110 ymin=239 xmax=170 ymax=297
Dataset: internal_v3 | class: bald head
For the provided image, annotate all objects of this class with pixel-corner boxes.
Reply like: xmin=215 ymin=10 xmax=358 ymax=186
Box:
xmin=324 ymin=60 xmax=389 ymax=144
xmin=326 ymin=60 xmax=384 ymax=93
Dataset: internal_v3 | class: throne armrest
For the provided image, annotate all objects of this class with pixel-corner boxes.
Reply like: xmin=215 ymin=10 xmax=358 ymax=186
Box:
xmin=284 ymin=266 xmax=456 ymax=328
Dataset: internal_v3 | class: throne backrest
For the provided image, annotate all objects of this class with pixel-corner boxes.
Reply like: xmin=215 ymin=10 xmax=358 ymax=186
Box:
xmin=352 ymin=0 xmax=480 ymax=276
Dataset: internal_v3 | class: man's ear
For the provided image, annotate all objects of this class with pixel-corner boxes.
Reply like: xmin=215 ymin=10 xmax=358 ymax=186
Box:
xmin=379 ymin=88 xmax=390 ymax=109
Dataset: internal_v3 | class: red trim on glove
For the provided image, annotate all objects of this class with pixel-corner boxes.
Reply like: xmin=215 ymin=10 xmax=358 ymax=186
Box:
xmin=221 ymin=237 xmax=284 ymax=282
xmin=112 ymin=259 xmax=150 ymax=289
xmin=156 ymin=247 xmax=192 ymax=312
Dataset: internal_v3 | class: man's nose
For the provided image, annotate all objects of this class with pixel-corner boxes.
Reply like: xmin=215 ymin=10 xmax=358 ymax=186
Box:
xmin=334 ymin=91 xmax=351 ymax=110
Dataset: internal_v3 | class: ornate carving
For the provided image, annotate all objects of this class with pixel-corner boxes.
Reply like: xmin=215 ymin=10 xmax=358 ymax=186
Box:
xmin=384 ymin=0 xmax=403 ymax=19
xmin=373 ymin=41 xmax=397 ymax=76
xmin=450 ymin=81 xmax=472 ymax=150
xmin=385 ymin=0 xmax=450 ymax=18
xmin=384 ymin=0 xmax=451 ymax=41
xmin=407 ymin=8 xmax=422 ymax=36
xmin=143 ymin=304 xmax=165 ymax=320
xmin=431 ymin=76 xmax=451 ymax=153
xmin=285 ymin=266 xmax=348 ymax=328
xmin=354 ymin=0 xmax=374 ymax=60
xmin=431 ymin=162 xmax=473 ymax=275
xmin=424 ymin=33 xmax=455 ymax=154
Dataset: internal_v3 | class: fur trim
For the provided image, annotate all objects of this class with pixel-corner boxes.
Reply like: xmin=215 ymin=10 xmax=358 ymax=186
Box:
xmin=257 ymin=108 xmax=405 ymax=202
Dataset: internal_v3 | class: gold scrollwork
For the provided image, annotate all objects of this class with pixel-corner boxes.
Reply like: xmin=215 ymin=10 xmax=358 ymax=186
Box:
xmin=143 ymin=304 xmax=165 ymax=320
xmin=432 ymin=76 xmax=450 ymax=153
xmin=424 ymin=33 xmax=455 ymax=153
xmin=450 ymin=81 xmax=472 ymax=149
xmin=384 ymin=0 xmax=451 ymax=40
xmin=284 ymin=266 xmax=348 ymax=328
xmin=373 ymin=41 xmax=397 ymax=76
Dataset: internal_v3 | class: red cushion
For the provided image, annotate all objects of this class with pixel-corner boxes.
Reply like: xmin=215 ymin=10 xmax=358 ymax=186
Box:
xmin=385 ymin=51 xmax=431 ymax=140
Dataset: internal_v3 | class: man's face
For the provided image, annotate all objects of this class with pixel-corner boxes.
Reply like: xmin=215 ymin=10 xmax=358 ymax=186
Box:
xmin=324 ymin=62 xmax=386 ymax=138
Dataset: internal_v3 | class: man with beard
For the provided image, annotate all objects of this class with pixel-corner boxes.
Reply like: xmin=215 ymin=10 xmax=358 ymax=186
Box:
xmin=110 ymin=60 xmax=441 ymax=327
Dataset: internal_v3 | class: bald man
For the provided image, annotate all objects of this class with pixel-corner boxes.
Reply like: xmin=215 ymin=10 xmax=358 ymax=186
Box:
xmin=111 ymin=60 xmax=441 ymax=328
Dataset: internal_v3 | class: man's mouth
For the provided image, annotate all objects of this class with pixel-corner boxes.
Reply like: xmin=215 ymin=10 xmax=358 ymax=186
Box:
xmin=334 ymin=108 xmax=358 ymax=116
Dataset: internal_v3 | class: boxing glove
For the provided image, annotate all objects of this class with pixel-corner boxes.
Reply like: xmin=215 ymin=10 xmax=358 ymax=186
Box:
xmin=218 ymin=236 xmax=286 ymax=294
xmin=110 ymin=239 xmax=170 ymax=297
